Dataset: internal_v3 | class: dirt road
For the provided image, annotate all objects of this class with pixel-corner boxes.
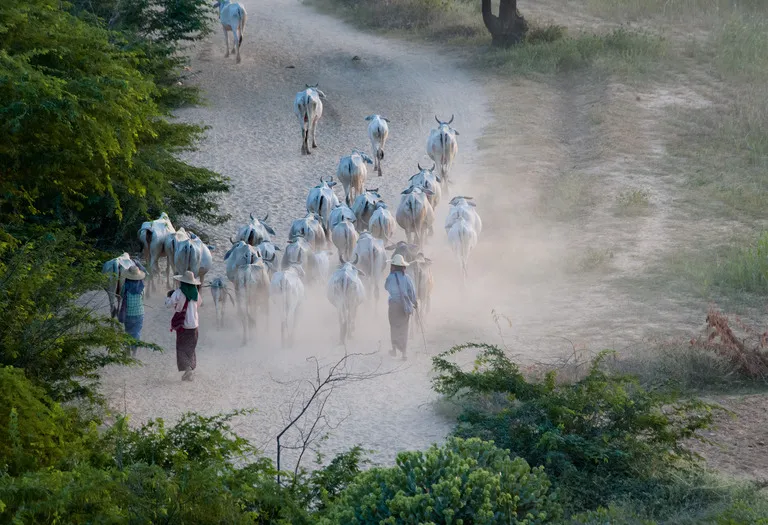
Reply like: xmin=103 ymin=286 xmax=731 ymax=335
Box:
xmin=102 ymin=0 xmax=495 ymax=469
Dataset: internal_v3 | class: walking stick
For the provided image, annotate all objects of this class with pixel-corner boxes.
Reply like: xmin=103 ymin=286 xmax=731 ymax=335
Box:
xmin=414 ymin=306 xmax=428 ymax=355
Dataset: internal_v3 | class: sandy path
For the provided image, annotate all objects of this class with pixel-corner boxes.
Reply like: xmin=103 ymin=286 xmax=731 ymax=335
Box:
xmin=101 ymin=0 xmax=496 ymax=469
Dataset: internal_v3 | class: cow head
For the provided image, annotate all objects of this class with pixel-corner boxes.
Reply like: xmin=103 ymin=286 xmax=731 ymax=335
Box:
xmin=352 ymin=149 xmax=374 ymax=165
xmin=435 ymin=114 xmax=460 ymax=136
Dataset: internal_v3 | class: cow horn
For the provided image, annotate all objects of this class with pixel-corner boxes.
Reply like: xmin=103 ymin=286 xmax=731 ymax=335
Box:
xmin=448 ymin=114 xmax=454 ymax=124
xmin=435 ymin=115 xmax=441 ymax=125
xmin=263 ymin=213 xmax=269 ymax=222
xmin=320 ymin=176 xmax=325 ymax=183
xmin=352 ymin=253 xmax=359 ymax=265
xmin=230 ymin=236 xmax=235 ymax=245
xmin=250 ymin=212 xmax=255 ymax=220
xmin=417 ymin=162 xmax=423 ymax=171
xmin=339 ymin=253 xmax=346 ymax=265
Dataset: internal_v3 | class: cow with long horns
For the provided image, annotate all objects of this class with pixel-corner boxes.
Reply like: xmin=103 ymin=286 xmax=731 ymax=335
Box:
xmin=138 ymin=212 xmax=175 ymax=297
xmin=326 ymin=253 xmax=366 ymax=344
xmin=408 ymin=162 xmax=442 ymax=209
xmin=289 ymin=212 xmax=326 ymax=250
xmin=235 ymin=212 xmax=275 ymax=247
xmin=445 ymin=196 xmax=482 ymax=235
xmin=426 ymin=114 xmax=459 ymax=192
xmin=294 ymin=84 xmax=325 ymax=155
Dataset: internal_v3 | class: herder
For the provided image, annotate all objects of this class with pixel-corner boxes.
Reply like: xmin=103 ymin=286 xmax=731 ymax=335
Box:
xmin=384 ymin=254 xmax=418 ymax=360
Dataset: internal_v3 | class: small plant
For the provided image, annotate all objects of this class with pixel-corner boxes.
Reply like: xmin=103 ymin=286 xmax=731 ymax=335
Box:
xmin=575 ymin=246 xmax=615 ymax=272
xmin=615 ymin=187 xmax=652 ymax=215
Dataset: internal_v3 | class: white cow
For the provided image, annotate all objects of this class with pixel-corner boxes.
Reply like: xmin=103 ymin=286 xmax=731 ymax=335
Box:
xmin=306 ymin=176 xmax=340 ymax=234
xmin=289 ymin=212 xmax=326 ymax=250
xmin=337 ymin=149 xmax=374 ymax=206
xmin=326 ymin=254 xmax=367 ymax=344
xmin=331 ymin=217 xmax=358 ymax=262
xmin=294 ymin=84 xmax=326 ymax=155
xmin=214 ymin=0 xmax=247 ymax=64
xmin=396 ymin=186 xmax=435 ymax=248
xmin=426 ymin=114 xmax=459 ymax=191
xmin=351 ymin=188 xmax=382 ymax=232
xmin=173 ymin=232 xmax=214 ymax=286
xmin=255 ymin=240 xmax=281 ymax=276
xmin=329 ymin=203 xmax=356 ymax=232
xmin=408 ymin=163 xmax=442 ymax=209
xmin=138 ymin=212 xmax=175 ymax=297
xmin=209 ymin=276 xmax=234 ymax=330
xmin=102 ymin=253 xmax=137 ymax=318
xmin=447 ymin=216 xmax=478 ymax=281
xmin=282 ymin=236 xmax=312 ymax=274
xmin=365 ymin=114 xmax=390 ymax=176
xmin=353 ymin=232 xmax=387 ymax=303
xmin=236 ymin=260 xmax=270 ymax=345
xmin=270 ymin=264 xmax=306 ymax=348
xmin=445 ymin=196 xmax=482 ymax=235
xmin=224 ymin=240 xmax=260 ymax=295
xmin=369 ymin=201 xmax=396 ymax=242
xmin=235 ymin=213 xmax=275 ymax=246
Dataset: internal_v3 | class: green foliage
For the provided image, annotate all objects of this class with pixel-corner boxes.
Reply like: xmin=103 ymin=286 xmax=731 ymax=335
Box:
xmin=0 ymin=0 xmax=228 ymax=249
xmin=319 ymin=436 xmax=562 ymax=524
xmin=0 ymin=367 xmax=97 ymax=476
xmin=431 ymin=344 xmax=717 ymax=513
xmin=0 ymin=231 xmax=150 ymax=402
xmin=0 ymin=411 xmax=310 ymax=524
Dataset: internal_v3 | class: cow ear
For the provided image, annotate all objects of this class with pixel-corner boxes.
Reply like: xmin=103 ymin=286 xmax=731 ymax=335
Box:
xmin=329 ymin=181 xmax=337 ymax=187
xmin=469 ymin=202 xmax=477 ymax=207
xmin=454 ymin=130 xmax=460 ymax=135
xmin=317 ymin=89 xmax=327 ymax=99
xmin=436 ymin=175 xmax=442 ymax=183
xmin=365 ymin=115 xmax=373 ymax=121
xmin=383 ymin=117 xmax=390 ymax=123
xmin=357 ymin=269 xmax=366 ymax=277
xmin=266 ymin=225 xmax=276 ymax=235
xmin=274 ymin=245 xmax=282 ymax=251
xmin=208 ymin=245 xmax=215 ymax=251
xmin=401 ymin=187 xmax=414 ymax=195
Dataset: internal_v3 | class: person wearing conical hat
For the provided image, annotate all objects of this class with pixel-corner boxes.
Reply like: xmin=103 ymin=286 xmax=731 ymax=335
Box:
xmin=383 ymin=254 xmax=418 ymax=360
xmin=120 ymin=264 xmax=146 ymax=357
xmin=165 ymin=270 xmax=203 ymax=381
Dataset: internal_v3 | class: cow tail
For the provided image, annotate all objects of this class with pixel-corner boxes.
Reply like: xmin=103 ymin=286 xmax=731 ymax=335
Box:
xmin=238 ymin=6 xmax=246 ymax=42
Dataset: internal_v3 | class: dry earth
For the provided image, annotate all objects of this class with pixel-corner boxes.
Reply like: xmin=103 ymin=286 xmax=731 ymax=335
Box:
xmin=99 ymin=0 xmax=759 ymax=475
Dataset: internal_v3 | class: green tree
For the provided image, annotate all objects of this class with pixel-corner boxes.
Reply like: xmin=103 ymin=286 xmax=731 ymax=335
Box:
xmin=0 ymin=231 xmax=147 ymax=401
xmin=0 ymin=0 xmax=228 ymax=248
xmin=319 ymin=437 xmax=562 ymax=524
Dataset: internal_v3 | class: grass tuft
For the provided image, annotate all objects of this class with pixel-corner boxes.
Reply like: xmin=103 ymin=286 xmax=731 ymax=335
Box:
xmin=615 ymin=187 xmax=652 ymax=215
xmin=537 ymin=173 xmax=597 ymax=221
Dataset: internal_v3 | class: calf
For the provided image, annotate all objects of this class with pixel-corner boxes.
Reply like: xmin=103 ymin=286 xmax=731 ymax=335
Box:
xmin=209 ymin=276 xmax=235 ymax=330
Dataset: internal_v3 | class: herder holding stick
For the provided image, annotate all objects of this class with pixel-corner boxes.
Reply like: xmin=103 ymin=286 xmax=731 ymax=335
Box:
xmin=384 ymin=254 xmax=418 ymax=360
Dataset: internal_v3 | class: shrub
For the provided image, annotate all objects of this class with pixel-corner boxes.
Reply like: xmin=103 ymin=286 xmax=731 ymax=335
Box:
xmin=431 ymin=344 xmax=717 ymax=512
xmin=319 ymin=437 xmax=563 ymax=524
xmin=0 ymin=231 xmax=148 ymax=402
xmin=0 ymin=367 xmax=96 ymax=476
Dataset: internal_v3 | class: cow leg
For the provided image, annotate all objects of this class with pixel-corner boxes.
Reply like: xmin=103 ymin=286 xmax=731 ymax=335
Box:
xmin=223 ymin=27 xmax=230 ymax=57
xmin=311 ymin=119 xmax=318 ymax=149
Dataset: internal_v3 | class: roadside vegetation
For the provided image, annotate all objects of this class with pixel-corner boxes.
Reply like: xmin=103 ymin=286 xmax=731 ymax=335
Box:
xmin=3 ymin=0 xmax=768 ymax=523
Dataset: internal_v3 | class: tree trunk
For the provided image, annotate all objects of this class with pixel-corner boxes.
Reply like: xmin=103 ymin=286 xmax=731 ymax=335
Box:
xmin=482 ymin=0 xmax=528 ymax=47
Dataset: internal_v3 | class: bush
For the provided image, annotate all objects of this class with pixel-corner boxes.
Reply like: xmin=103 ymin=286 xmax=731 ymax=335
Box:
xmin=0 ymin=367 xmax=97 ymax=476
xmin=319 ymin=437 xmax=562 ymax=524
xmin=0 ymin=231 xmax=148 ymax=402
xmin=431 ymin=344 xmax=717 ymax=513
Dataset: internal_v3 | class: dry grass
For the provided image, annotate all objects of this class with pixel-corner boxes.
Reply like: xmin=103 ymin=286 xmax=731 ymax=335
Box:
xmin=615 ymin=187 xmax=652 ymax=216
xmin=536 ymin=172 xmax=597 ymax=221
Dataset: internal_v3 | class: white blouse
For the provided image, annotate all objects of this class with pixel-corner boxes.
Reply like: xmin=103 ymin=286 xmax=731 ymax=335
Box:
xmin=165 ymin=289 xmax=202 ymax=329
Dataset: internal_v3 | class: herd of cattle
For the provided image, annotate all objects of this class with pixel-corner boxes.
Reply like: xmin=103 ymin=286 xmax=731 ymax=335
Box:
xmin=103 ymin=82 xmax=482 ymax=348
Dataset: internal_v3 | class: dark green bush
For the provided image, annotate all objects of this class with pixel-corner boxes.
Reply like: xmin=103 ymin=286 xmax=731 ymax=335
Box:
xmin=431 ymin=344 xmax=717 ymax=513
xmin=319 ymin=436 xmax=563 ymax=524
xmin=0 ymin=232 xmax=149 ymax=402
